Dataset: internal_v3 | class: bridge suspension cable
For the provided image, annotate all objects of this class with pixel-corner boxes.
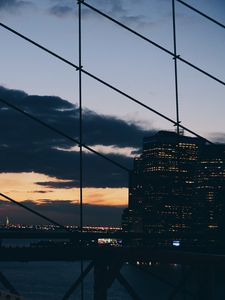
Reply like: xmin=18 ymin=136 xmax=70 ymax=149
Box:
xmin=81 ymin=1 xmax=225 ymax=87
xmin=172 ymin=0 xmax=180 ymax=135
xmin=0 ymin=1 xmax=224 ymax=298
xmin=0 ymin=23 xmax=214 ymax=144
xmin=176 ymin=0 xmax=225 ymax=30
xmin=78 ymin=2 xmax=84 ymax=299
xmin=0 ymin=97 xmax=130 ymax=172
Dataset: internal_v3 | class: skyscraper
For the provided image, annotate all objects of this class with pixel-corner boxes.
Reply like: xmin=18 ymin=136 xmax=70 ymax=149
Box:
xmin=122 ymin=131 xmax=225 ymax=251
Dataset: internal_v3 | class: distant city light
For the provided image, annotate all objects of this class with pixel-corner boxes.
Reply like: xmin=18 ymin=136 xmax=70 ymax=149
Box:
xmin=172 ymin=240 xmax=180 ymax=247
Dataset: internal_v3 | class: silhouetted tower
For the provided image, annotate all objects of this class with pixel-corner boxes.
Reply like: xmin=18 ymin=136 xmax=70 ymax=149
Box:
xmin=5 ymin=216 xmax=10 ymax=227
xmin=123 ymin=131 xmax=225 ymax=250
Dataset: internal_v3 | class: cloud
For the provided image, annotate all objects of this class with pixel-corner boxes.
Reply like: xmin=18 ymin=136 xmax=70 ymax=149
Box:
xmin=0 ymin=198 xmax=124 ymax=226
xmin=47 ymin=0 xmax=152 ymax=28
xmin=0 ymin=86 xmax=155 ymax=188
xmin=55 ymin=145 xmax=138 ymax=157
xmin=209 ymin=132 xmax=225 ymax=144
xmin=48 ymin=4 xmax=75 ymax=18
xmin=97 ymin=0 xmax=126 ymax=16
xmin=36 ymin=180 xmax=78 ymax=189
xmin=0 ymin=0 xmax=33 ymax=13
xmin=30 ymin=190 xmax=53 ymax=194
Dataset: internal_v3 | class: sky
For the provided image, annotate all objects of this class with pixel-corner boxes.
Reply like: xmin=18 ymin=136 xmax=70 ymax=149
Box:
xmin=0 ymin=0 xmax=224 ymax=226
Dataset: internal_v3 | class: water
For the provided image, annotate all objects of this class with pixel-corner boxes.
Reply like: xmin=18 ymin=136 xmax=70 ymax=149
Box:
xmin=0 ymin=240 xmax=225 ymax=299
xmin=0 ymin=260 xmax=187 ymax=299
xmin=1 ymin=261 xmax=225 ymax=299
xmin=0 ymin=261 xmax=132 ymax=300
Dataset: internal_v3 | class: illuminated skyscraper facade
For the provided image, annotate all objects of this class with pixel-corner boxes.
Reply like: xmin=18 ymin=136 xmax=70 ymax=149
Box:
xmin=122 ymin=131 xmax=225 ymax=251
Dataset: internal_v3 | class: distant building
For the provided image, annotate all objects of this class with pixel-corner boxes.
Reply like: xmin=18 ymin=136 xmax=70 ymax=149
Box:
xmin=5 ymin=216 xmax=9 ymax=227
xmin=122 ymin=131 xmax=225 ymax=251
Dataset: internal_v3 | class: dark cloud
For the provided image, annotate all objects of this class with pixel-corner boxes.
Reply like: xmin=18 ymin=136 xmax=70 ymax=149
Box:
xmin=0 ymin=0 xmax=33 ymax=13
xmin=48 ymin=4 xmax=75 ymax=18
xmin=119 ymin=15 xmax=154 ymax=28
xmin=48 ymin=3 xmax=98 ymax=20
xmin=47 ymin=0 xmax=151 ymax=27
xmin=101 ymin=0 xmax=152 ymax=27
xmin=31 ymin=190 xmax=53 ymax=194
xmin=0 ymin=199 xmax=124 ymax=226
xmin=0 ymin=86 xmax=155 ymax=188
xmin=104 ymin=0 xmax=126 ymax=15
xmin=36 ymin=181 xmax=78 ymax=189
xmin=210 ymin=133 xmax=225 ymax=144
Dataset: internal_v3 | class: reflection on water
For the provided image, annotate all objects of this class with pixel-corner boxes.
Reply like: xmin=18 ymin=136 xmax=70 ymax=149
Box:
xmin=0 ymin=262 xmax=224 ymax=299
xmin=0 ymin=239 xmax=225 ymax=300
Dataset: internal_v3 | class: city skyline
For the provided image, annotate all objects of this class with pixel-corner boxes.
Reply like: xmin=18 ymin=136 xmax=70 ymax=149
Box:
xmin=0 ymin=0 xmax=225 ymax=225
xmin=122 ymin=130 xmax=225 ymax=250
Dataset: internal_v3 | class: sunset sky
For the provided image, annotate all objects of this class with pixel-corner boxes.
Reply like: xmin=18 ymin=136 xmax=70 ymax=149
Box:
xmin=0 ymin=0 xmax=224 ymax=225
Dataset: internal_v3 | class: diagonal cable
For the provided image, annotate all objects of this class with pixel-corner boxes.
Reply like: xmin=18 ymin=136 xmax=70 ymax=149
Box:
xmin=0 ymin=97 xmax=130 ymax=172
xmin=0 ymin=272 xmax=20 ymax=296
xmin=117 ymin=272 xmax=141 ymax=300
xmin=81 ymin=1 xmax=225 ymax=87
xmin=0 ymin=22 xmax=214 ymax=144
xmin=177 ymin=0 xmax=225 ymax=30
xmin=0 ymin=22 xmax=79 ymax=70
xmin=81 ymin=70 xmax=213 ymax=144
xmin=0 ymin=192 xmax=70 ymax=232
xmin=62 ymin=262 xmax=94 ymax=300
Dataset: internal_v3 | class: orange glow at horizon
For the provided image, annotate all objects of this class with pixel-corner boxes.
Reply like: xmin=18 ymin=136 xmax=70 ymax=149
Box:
xmin=0 ymin=172 xmax=128 ymax=206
